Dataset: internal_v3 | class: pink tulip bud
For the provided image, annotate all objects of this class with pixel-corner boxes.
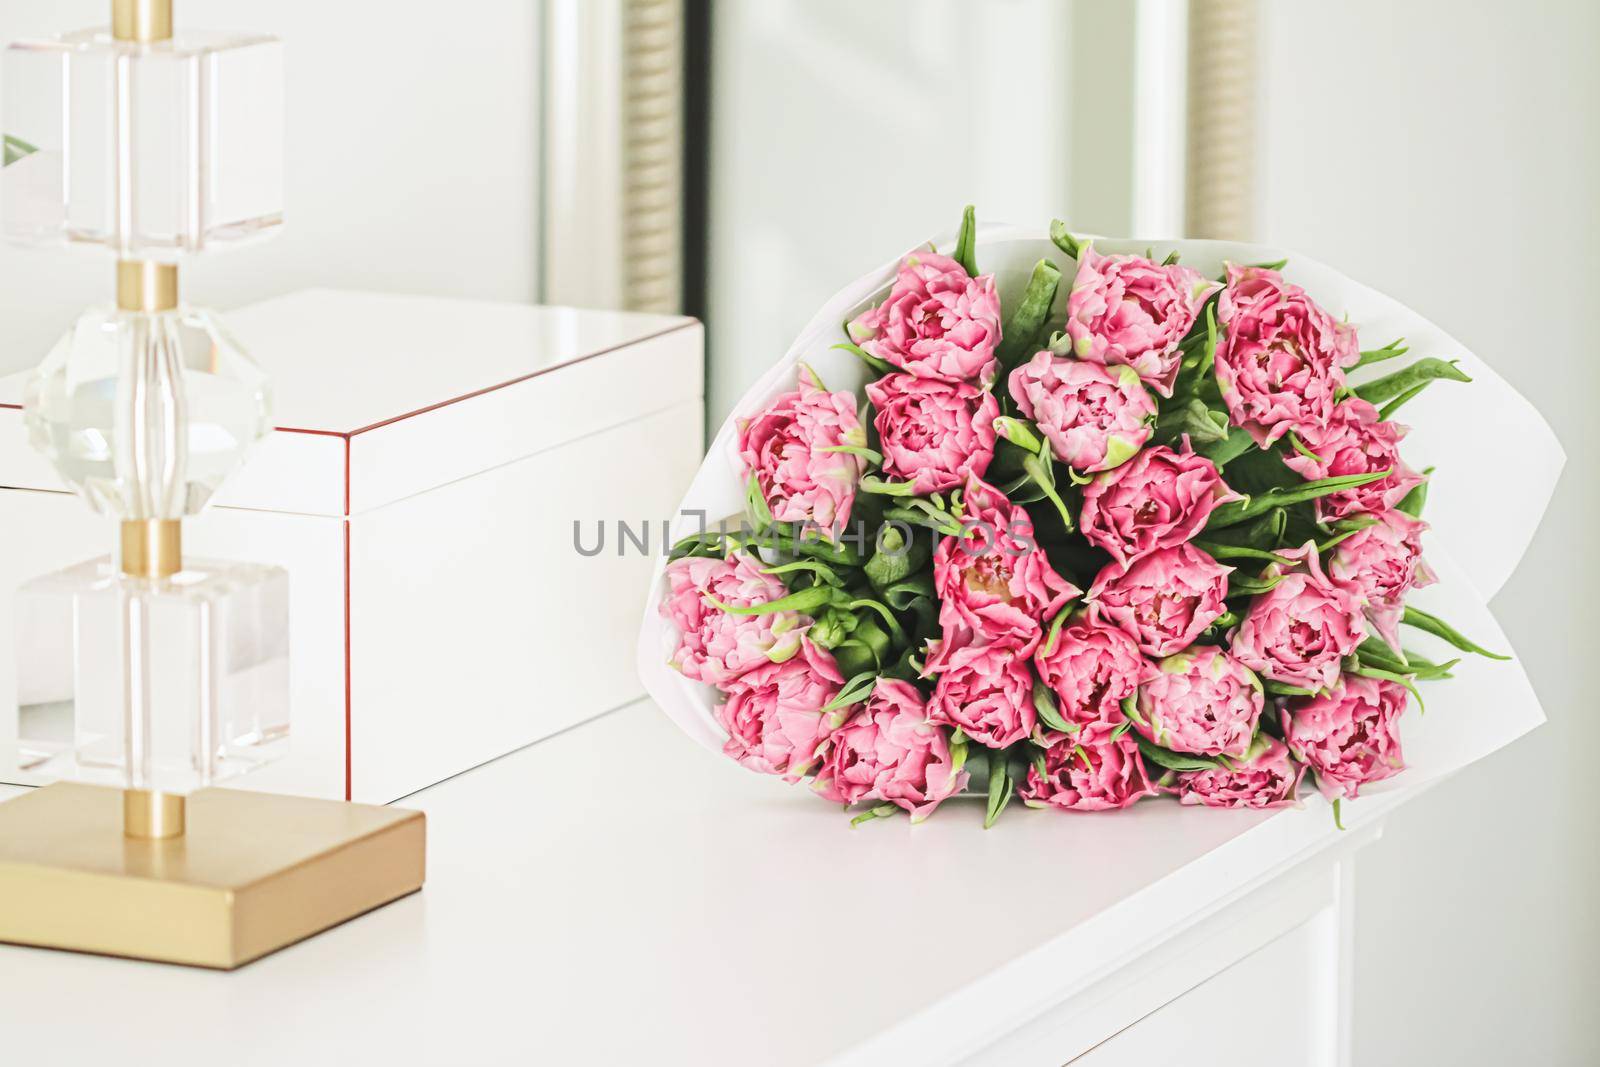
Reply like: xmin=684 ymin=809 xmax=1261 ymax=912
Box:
xmin=812 ymin=679 xmax=968 ymax=822
xmin=1019 ymin=724 xmax=1157 ymax=812
xmin=847 ymin=252 xmax=1002 ymax=386
xmin=1087 ymin=543 xmax=1232 ymax=657
xmin=1080 ymin=443 xmax=1241 ymax=569
xmin=1133 ymin=646 xmax=1262 ymax=758
xmin=1282 ymin=398 xmax=1426 ymax=521
xmin=661 ymin=552 xmax=810 ymax=686
xmin=1215 ymin=264 xmax=1357 ymax=446
xmin=1168 ymin=734 xmax=1305 ymax=809
xmin=1229 ymin=545 xmax=1366 ymax=691
xmin=866 ymin=373 xmax=998 ymax=493
xmin=737 ymin=367 xmax=867 ymax=537
xmin=1282 ymin=674 xmax=1408 ymax=800
xmin=717 ymin=641 xmax=845 ymax=782
xmin=1008 ymin=353 xmax=1156 ymax=472
xmin=1064 ymin=246 xmax=1221 ymax=398
xmin=933 ymin=477 xmax=1079 ymax=651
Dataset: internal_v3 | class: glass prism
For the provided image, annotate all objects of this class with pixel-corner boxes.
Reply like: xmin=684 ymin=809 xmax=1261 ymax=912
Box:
xmin=2 ymin=29 xmax=283 ymax=258
xmin=23 ymin=304 xmax=272 ymax=519
xmin=13 ymin=555 xmax=289 ymax=794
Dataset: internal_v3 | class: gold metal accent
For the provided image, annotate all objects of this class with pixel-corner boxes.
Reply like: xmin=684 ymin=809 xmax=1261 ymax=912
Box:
xmin=120 ymin=519 xmax=183 ymax=578
xmin=0 ymin=783 xmax=427 ymax=969
xmin=123 ymin=789 xmax=186 ymax=839
xmin=116 ymin=260 xmax=178 ymax=312
xmin=112 ymin=0 xmax=173 ymax=43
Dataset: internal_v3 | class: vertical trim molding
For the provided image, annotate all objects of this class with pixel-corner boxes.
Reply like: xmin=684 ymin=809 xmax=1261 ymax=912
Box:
xmin=1133 ymin=0 xmax=1190 ymax=239
xmin=621 ymin=0 xmax=685 ymax=314
xmin=1184 ymin=0 xmax=1259 ymax=240
xmin=542 ymin=0 xmax=685 ymax=313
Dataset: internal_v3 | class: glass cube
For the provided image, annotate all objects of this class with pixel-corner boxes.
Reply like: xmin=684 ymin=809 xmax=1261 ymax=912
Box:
xmin=24 ymin=304 xmax=272 ymax=519
xmin=2 ymin=30 xmax=283 ymax=258
xmin=13 ymin=555 xmax=289 ymax=794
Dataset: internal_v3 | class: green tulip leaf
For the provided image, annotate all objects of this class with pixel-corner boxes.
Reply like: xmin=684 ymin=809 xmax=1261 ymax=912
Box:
xmin=953 ymin=204 xmax=978 ymax=277
xmin=1048 ymin=218 xmax=1085 ymax=260
xmin=1205 ymin=469 xmax=1392 ymax=529
xmin=1032 ymin=679 xmax=1074 ymax=735
xmin=996 ymin=257 xmax=1062 ymax=371
xmin=1355 ymin=338 xmax=1408 ymax=369
xmin=1396 ymin=470 xmax=1432 ymax=518
xmin=1135 ymin=737 xmax=1225 ymax=773
xmin=1353 ymin=357 xmax=1471 ymax=407
xmin=830 ymin=341 xmax=893 ymax=377
xmin=984 ymin=752 xmax=1014 ymax=829
xmin=1402 ymin=605 xmax=1510 ymax=660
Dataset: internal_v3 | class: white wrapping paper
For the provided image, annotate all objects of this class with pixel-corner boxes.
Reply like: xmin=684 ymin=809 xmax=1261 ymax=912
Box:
xmin=636 ymin=224 xmax=1563 ymax=791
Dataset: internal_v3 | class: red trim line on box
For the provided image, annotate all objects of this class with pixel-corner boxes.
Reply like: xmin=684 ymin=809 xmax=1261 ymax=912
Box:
xmin=1 ymin=319 xmax=698 ymax=449
xmin=343 ymin=434 xmax=352 ymax=800
xmin=344 ymin=320 xmax=697 ymax=437
xmin=344 ymin=425 xmax=352 ymax=518
xmin=3 ymin=402 xmax=348 ymax=439
xmin=274 ymin=426 xmax=350 ymax=439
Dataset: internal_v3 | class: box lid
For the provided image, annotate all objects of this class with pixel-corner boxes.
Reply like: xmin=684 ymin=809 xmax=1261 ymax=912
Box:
xmin=0 ymin=289 xmax=704 ymax=516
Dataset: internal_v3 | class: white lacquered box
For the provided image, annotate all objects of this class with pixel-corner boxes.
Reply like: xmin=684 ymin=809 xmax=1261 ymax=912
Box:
xmin=0 ymin=290 xmax=704 ymax=802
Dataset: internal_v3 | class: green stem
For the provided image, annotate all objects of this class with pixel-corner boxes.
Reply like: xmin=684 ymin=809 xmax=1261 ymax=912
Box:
xmin=1022 ymin=452 xmax=1074 ymax=531
xmin=706 ymin=585 xmax=835 ymax=617
xmin=1191 ymin=540 xmax=1297 ymax=567
xmin=850 ymin=803 xmax=899 ymax=828
xmin=1402 ymin=605 xmax=1510 ymax=660
xmin=846 ymin=598 xmax=908 ymax=648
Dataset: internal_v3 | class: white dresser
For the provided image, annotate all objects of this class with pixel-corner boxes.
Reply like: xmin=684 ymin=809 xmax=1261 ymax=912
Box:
xmin=0 ymin=696 xmax=1408 ymax=1066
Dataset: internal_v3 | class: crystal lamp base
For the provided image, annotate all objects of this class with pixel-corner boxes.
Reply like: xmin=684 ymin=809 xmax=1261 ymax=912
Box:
xmin=14 ymin=554 xmax=289 ymax=794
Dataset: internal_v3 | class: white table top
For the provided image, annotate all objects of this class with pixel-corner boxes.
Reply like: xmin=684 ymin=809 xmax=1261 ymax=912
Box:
xmin=0 ymin=699 xmax=1404 ymax=1066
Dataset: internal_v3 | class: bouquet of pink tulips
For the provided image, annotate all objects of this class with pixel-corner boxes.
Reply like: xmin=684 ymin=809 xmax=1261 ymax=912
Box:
xmin=650 ymin=207 xmax=1516 ymax=827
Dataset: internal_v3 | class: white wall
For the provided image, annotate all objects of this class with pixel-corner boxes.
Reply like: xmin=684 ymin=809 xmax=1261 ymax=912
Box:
xmin=706 ymin=0 xmax=1140 ymax=424
xmin=1256 ymin=2 xmax=1600 ymax=1063
xmin=0 ymin=0 xmax=543 ymax=377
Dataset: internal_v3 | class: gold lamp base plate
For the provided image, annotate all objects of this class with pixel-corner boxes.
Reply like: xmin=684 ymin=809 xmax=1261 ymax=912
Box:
xmin=0 ymin=782 xmax=426 ymax=970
